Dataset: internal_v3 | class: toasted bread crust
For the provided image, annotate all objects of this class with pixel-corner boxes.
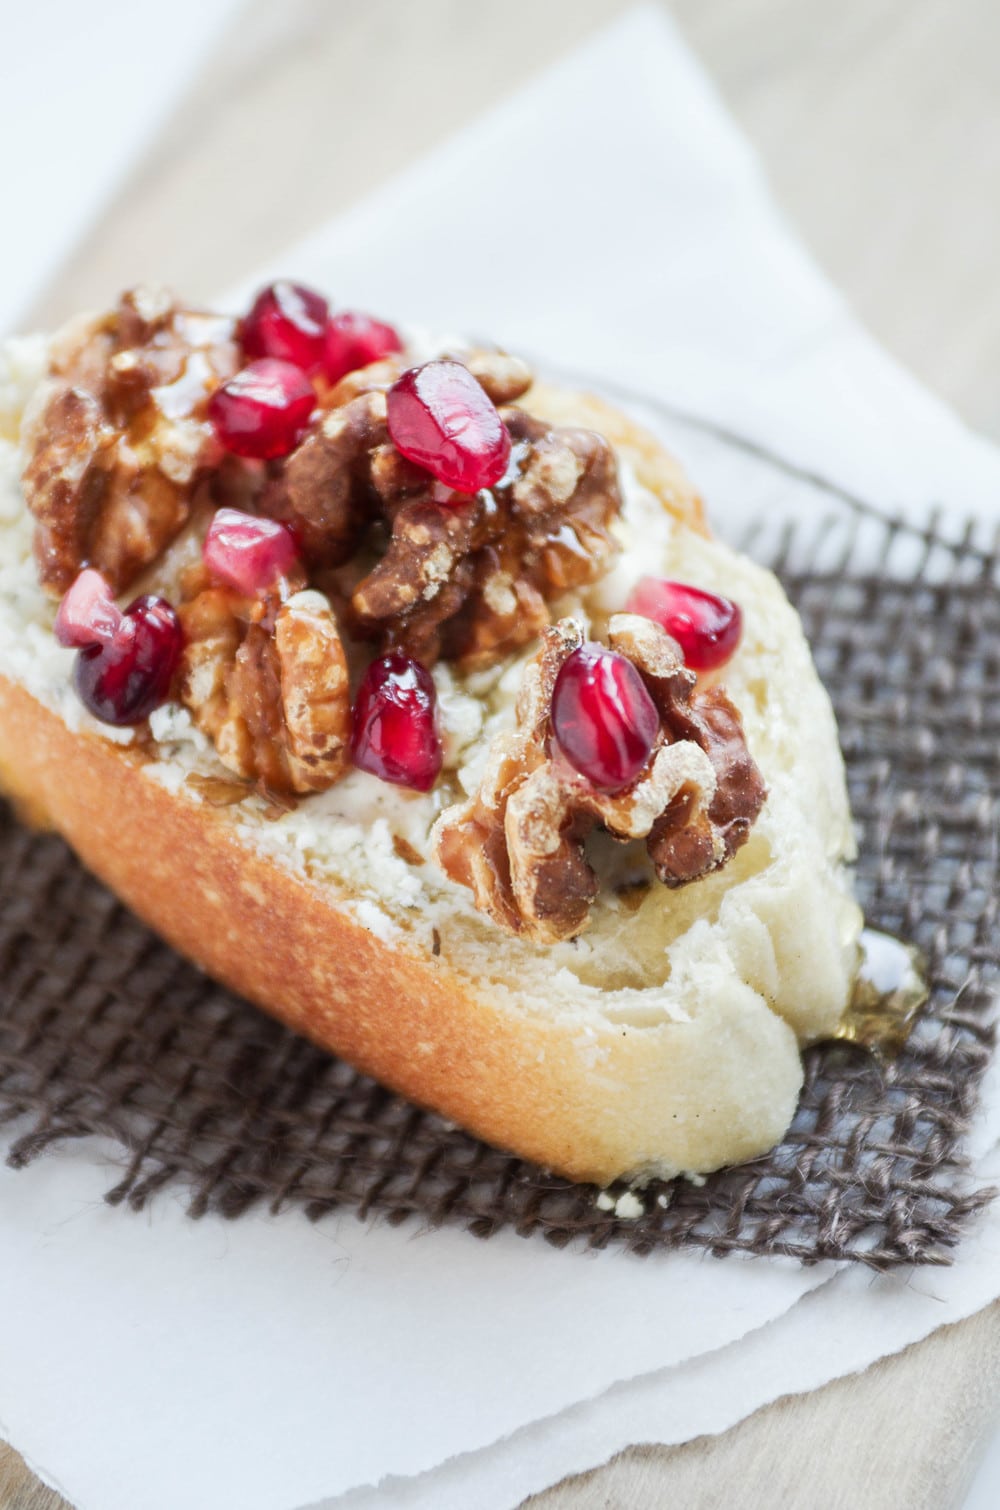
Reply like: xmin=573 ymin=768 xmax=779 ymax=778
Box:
xmin=0 ymin=671 xmax=803 ymax=1186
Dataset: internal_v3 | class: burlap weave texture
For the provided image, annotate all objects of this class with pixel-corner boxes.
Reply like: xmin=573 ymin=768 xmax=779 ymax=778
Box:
xmin=1 ymin=503 xmax=997 ymax=1268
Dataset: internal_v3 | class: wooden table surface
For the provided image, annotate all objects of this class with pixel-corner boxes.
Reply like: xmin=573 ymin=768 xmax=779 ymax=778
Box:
xmin=5 ymin=1 xmax=1000 ymax=1505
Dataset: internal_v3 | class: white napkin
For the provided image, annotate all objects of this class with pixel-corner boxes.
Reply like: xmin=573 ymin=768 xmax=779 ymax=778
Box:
xmin=3 ymin=9 xmax=999 ymax=1510
xmin=0 ymin=0 xmax=245 ymax=336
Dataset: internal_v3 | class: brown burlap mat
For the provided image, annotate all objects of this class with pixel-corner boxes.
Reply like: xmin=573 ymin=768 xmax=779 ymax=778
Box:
xmin=1 ymin=501 xmax=998 ymax=1270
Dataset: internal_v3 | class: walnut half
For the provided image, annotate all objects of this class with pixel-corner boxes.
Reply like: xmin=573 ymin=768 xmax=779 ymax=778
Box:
xmin=21 ymin=286 xmax=240 ymax=597
xmin=178 ymin=580 xmax=351 ymax=796
xmin=432 ymin=615 xmax=767 ymax=943
xmin=351 ymin=411 xmax=623 ymax=669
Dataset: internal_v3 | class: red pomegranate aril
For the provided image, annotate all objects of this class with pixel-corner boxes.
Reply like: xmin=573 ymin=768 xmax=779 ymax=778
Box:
xmin=551 ymin=645 xmax=659 ymax=792
xmin=351 ymin=652 xmax=442 ymax=792
xmin=386 ymin=360 xmax=511 ymax=493
xmin=203 ymin=508 xmax=300 ymax=596
xmin=73 ymin=595 xmax=183 ymax=727
xmin=242 ymin=281 xmax=329 ymax=374
xmin=625 ymin=578 xmax=742 ymax=672
xmin=54 ymin=568 xmax=121 ymax=648
xmin=208 ymin=358 xmax=316 ymax=460
xmin=324 ymin=310 xmax=403 ymax=384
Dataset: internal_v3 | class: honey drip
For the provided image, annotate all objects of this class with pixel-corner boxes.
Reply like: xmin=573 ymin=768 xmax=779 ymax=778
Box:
xmin=835 ymin=928 xmax=929 ymax=1055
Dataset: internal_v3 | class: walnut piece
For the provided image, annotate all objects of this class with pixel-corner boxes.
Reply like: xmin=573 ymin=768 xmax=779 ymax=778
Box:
xmin=320 ymin=347 xmax=532 ymax=409
xmin=432 ymin=614 xmax=767 ymax=942
xmin=178 ymin=580 xmax=351 ymax=796
xmin=450 ymin=349 xmax=533 ymax=405
xmin=611 ymin=616 xmax=768 ymax=886
xmin=315 ymin=345 xmax=531 ymax=413
xmin=266 ymin=388 xmax=391 ymax=567
xmin=263 ymin=353 xmax=622 ymax=670
xmin=21 ymin=286 xmax=240 ymax=596
xmin=353 ymin=410 xmax=623 ymax=669
xmin=322 ymin=357 xmax=406 ymax=407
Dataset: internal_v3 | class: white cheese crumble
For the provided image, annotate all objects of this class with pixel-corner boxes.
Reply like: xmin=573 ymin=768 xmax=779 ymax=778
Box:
xmin=595 ymin=1190 xmax=645 ymax=1219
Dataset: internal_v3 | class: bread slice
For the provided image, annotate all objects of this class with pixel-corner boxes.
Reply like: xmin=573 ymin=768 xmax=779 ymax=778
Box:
xmin=0 ymin=334 xmax=862 ymax=1187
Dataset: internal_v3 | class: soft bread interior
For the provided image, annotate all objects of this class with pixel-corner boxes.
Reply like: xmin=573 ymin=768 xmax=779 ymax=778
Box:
xmin=0 ymin=335 xmax=862 ymax=1182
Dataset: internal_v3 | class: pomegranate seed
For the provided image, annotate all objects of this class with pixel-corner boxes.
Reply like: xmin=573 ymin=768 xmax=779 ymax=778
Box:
xmin=351 ymin=652 xmax=442 ymax=791
xmin=54 ymin=568 xmax=121 ymax=648
xmin=242 ymin=281 xmax=329 ymax=374
xmin=208 ymin=358 xmax=315 ymax=460
xmin=386 ymin=361 xmax=510 ymax=493
xmin=324 ymin=311 xmax=403 ymax=384
xmin=551 ymin=645 xmax=658 ymax=792
xmin=625 ymin=578 xmax=742 ymax=672
xmin=74 ymin=595 xmax=183 ymax=727
xmin=203 ymin=508 xmax=300 ymax=596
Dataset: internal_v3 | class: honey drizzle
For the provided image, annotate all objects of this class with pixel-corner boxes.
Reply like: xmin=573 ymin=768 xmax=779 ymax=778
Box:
xmin=835 ymin=928 xmax=929 ymax=1056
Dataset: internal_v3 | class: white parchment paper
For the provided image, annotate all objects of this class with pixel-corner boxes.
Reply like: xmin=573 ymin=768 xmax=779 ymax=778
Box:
xmin=323 ymin=1146 xmax=1000 ymax=1510
xmin=0 ymin=1145 xmax=833 ymax=1510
